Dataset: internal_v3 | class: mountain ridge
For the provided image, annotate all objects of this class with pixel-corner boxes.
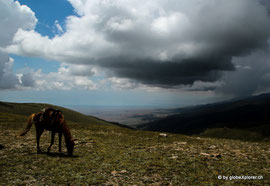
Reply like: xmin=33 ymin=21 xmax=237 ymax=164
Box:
xmin=136 ymin=93 xmax=270 ymax=138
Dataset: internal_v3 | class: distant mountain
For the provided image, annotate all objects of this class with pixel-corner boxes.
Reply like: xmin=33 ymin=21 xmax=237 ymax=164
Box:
xmin=136 ymin=93 xmax=270 ymax=136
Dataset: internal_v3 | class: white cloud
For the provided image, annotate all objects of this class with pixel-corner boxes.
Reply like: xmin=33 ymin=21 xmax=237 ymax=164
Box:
xmin=6 ymin=1 xmax=269 ymax=63
xmin=32 ymin=65 xmax=97 ymax=91
xmin=107 ymin=77 xmax=139 ymax=89
xmin=0 ymin=0 xmax=37 ymax=90
xmin=3 ymin=0 xmax=270 ymax=94
xmin=0 ymin=54 xmax=18 ymax=89
xmin=151 ymin=12 xmax=190 ymax=35
xmin=0 ymin=0 xmax=37 ymax=47
xmin=54 ymin=20 xmax=64 ymax=34
xmin=66 ymin=64 xmax=95 ymax=76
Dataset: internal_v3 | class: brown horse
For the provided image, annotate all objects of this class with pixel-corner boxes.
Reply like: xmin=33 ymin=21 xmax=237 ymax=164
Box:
xmin=19 ymin=108 xmax=75 ymax=156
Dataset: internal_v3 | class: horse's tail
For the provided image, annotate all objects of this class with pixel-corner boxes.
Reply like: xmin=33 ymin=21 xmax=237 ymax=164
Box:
xmin=19 ymin=113 xmax=35 ymax=136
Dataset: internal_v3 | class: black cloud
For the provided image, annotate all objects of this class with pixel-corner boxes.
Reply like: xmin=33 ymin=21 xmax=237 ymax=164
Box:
xmin=96 ymin=56 xmax=235 ymax=87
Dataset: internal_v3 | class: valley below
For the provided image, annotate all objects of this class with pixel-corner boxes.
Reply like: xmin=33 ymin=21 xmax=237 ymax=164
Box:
xmin=66 ymin=105 xmax=179 ymax=126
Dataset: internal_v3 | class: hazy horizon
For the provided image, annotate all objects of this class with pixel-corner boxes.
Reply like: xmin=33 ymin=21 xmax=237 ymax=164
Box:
xmin=64 ymin=104 xmax=180 ymax=125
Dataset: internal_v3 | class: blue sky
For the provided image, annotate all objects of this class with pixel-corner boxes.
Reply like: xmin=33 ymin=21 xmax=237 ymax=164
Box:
xmin=18 ymin=0 xmax=74 ymax=38
xmin=0 ymin=89 xmax=214 ymax=107
xmin=1 ymin=0 xmax=270 ymax=107
xmin=12 ymin=0 xmax=73 ymax=74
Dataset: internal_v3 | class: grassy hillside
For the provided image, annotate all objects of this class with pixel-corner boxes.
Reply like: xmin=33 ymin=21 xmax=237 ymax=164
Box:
xmin=0 ymin=102 xmax=269 ymax=184
xmin=200 ymin=127 xmax=270 ymax=141
xmin=137 ymin=93 xmax=270 ymax=141
xmin=0 ymin=101 xmax=110 ymax=125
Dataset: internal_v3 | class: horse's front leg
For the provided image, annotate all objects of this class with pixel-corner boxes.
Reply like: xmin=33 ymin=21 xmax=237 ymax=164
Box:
xmin=36 ymin=128 xmax=43 ymax=154
xmin=58 ymin=132 xmax=62 ymax=153
xmin=47 ymin=131 xmax=55 ymax=154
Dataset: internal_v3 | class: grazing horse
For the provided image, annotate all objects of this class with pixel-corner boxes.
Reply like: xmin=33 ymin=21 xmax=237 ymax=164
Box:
xmin=19 ymin=108 xmax=75 ymax=156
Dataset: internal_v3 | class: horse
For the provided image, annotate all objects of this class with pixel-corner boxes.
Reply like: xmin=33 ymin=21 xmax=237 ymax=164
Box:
xmin=19 ymin=108 xmax=75 ymax=156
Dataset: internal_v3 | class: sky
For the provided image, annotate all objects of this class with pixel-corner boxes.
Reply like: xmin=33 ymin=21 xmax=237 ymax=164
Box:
xmin=1 ymin=0 xmax=270 ymax=107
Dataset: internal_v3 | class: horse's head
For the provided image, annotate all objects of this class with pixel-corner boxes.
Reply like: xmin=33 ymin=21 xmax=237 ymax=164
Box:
xmin=67 ymin=139 xmax=75 ymax=156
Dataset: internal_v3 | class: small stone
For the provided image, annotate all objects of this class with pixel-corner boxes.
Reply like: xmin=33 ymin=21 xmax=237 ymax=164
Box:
xmin=111 ymin=170 xmax=117 ymax=176
xmin=171 ymin=155 xmax=178 ymax=159
xmin=159 ymin=133 xmax=168 ymax=138
xmin=120 ymin=170 xmax=127 ymax=173
xmin=175 ymin=148 xmax=183 ymax=151
xmin=208 ymin=145 xmax=216 ymax=149
xmin=200 ymin=152 xmax=210 ymax=157
xmin=179 ymin=142 xmax=187 ymax=145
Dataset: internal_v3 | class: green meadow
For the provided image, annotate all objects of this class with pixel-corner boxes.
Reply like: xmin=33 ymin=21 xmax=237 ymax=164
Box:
xmin=0 ymin=102 xmax=269 ymax=185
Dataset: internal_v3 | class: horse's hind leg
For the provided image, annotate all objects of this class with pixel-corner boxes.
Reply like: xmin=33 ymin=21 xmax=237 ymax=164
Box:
xmin=47 ymin=131 xmax=55 ymax=154
xmin=58 ymin=133 xmax=62 ymax=153
xmin=36 ymin=128 xmax=43 ymax=154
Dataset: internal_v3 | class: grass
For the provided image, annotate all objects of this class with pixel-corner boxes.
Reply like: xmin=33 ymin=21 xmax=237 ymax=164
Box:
xmin=0 ymin=113 xmax=270 ymax=185
xmin=0 ymin=101 xmax=270 ymax=185
xmin=200 ymin=127 xmax=270 ymax=142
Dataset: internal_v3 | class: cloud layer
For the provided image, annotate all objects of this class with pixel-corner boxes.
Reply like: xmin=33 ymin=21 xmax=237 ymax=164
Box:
xmin=2 ymin=0 xmax=270 ymax=96
xmin=0 ymin=0 xmax=37 ymax=89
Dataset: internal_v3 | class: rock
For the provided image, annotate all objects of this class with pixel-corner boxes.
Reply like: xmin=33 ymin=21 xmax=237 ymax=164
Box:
xmin=0 ymin=144 xmax=4 ymax=150
xmin=174 ymin=141 xmax=187 ymax=146
xmin=179 ymin=142 xmax=187 ymax=145
xmin=111 ymin=170 xmax=117 ymax=176
xmin=175 ymin=148 xmax=184 ymax=151
xmin=208 ymin=145 xmax=216 ymax=149
xmin=171 ymin=155 xmax=178 ymax=159
xmin=200 ymin=152 xmax=210 ymax=157
xmin=159 ymin=133 xmax=168 ymax=138
xmin=120 ymin=170 xmax=127 ymax=173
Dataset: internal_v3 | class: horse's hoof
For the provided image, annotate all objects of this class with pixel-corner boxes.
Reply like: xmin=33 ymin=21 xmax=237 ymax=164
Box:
xmin=37 ymin=148 xmax=41 ymax=154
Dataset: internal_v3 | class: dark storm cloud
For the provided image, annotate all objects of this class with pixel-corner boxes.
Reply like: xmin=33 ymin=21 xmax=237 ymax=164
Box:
xmin=260 ymin=0 xmax=270 ymax=15
xmin=96 ymin=56 xmax=234 ymax=87
xmin=91 ymin=0 xmax=270 ymax=88
xmin=217 ymin=50 xmax=270 ymax=97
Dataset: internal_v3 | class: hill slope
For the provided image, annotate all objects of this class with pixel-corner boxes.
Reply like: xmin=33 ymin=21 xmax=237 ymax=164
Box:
xmin=0 ymin=101 xmax=110 ymax=125
xmin=136 ymin=93 xmax=270 ymax=139
xmin=0 ymin=111 xmax=269 ymax=184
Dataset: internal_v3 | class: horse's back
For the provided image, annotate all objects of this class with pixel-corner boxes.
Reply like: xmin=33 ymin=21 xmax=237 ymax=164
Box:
xmin=35 ymin=108 xmax=64 ymax=132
